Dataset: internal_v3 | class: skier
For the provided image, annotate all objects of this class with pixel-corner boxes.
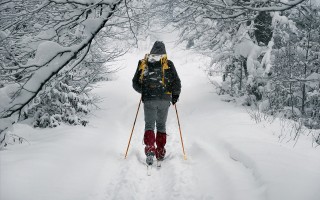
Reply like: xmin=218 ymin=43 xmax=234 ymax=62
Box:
xmin=132 ymin=41 xmax=181 ymax=165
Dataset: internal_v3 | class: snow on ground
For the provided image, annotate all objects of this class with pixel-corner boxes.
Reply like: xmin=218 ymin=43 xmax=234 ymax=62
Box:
xmin=1 ymin=35 xmax=320 ymax=200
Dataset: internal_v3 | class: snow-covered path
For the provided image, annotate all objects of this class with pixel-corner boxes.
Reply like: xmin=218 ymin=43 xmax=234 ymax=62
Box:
xmin=1 ymin=41 xmax=320 ymax=200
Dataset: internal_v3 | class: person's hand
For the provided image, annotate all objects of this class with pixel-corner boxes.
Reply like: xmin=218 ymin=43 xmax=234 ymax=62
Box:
xmin=171 ymin=94 xmax=179 ymax=105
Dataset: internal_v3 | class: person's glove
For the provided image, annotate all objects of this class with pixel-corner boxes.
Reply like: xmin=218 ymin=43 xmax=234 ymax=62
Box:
xmin=171 ymin=94 xmax=179 ymax=105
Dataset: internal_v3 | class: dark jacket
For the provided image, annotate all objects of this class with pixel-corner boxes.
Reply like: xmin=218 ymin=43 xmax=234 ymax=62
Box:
xmin=132 ymin=59 xmax=181 ymax=102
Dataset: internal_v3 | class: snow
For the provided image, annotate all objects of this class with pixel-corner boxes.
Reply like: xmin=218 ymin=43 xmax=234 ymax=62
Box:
xmin=50 ymin=0 xmax=116 ymax=4
xmin=36 ymin=28 xmax=57 ymax=40
xmin=9 ymin=52 xmax=73 ymax=109
xmin=0 ymin=84 xmax=20 ymax=113
xmin=234 ymin=29 xmax=264 ymax=76
xmin=272 ymin=12 xmax=297 ymax=32
xmin=261 ymin=40 xmax=274 ymax=75
xmin=0 ymin=118 xmax=14 ymax=149
xmin=1 ymin=34 xmax=320 ymax=200
xmin=280 ymin=106 xmax=302 ymax=118
xmin=26 ymin=41 xmax=67 ymax=67
xmin=234 ymin=38 xmax=255 ymax=58
xmin=306 ymin=72 xmax=320 ymax=88
xmin=0 ymin=30 xmax=8 ymax=38
xmin=82 ymin=18 xmax=104 ymax=36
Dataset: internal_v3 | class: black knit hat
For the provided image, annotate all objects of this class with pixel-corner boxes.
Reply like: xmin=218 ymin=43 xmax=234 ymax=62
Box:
xmin=150 ymin=41 xmax=166 ymax=54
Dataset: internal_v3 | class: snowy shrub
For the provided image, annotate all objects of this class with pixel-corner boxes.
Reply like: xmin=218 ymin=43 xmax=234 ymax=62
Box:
xmin=25 ymin=81 xmax=91 ymax=128
xmin=243 ymin=95 xmax=257 ymax=106
xmin=315 ymin=132 xmax=320 ymax=145
xmin=246 ymin=81 xmax=264 ymax=101
xmin=278 ymin=107 xmax=302 ymax=119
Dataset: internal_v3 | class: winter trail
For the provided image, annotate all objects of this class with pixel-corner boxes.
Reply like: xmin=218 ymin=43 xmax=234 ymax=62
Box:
xmin=2 ymin=39 xmax=319 ymax=200
xmin=87 ymin=40 xmax=266 ymax=200
xmin=0 ymin=42 xmax=265 ymax=200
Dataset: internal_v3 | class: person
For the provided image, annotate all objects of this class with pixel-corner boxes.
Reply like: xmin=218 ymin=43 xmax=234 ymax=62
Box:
xmin=132 ymin=41 xmax=181 ymax=165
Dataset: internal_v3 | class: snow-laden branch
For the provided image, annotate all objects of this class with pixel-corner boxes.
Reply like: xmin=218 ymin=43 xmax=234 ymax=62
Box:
xmin=49 ymin=0 xmax=116 ymax=6
xmin=0 ymin=0 xmax=123 ymax=118
xmin=1 ymin=1 xmax=51 ymax=31
xmin=0 ymin=0 xmax=12 ymax=6
xmin=241 ymin=0 xmax=308 ymax=11
xmin=51 ymin=44 xmax=91 ymax=88
xmin=204 ymin=11 xmax=246 ymax=20
xmin=187 ymin=0 xmax=307 ymax=20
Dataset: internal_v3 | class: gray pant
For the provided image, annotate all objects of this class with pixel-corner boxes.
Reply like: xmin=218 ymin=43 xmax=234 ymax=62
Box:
xmin=144 ymin=100 xmax=170 ymax=133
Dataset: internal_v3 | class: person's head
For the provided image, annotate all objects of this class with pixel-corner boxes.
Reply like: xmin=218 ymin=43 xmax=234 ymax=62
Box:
xmin=150 ymin=41 xmax=166 ymax=55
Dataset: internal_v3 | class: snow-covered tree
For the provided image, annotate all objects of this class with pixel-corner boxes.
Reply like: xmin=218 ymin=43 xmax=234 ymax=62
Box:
xmin=153 ymin=0 xmax=319 ymax=131
xmin=269 ymin=0 xmax=320 ymax=127
xmin=0 ymin=0 xmax=143 ymax=149
xmin=152 ymin=0 xmax=303 ymax=96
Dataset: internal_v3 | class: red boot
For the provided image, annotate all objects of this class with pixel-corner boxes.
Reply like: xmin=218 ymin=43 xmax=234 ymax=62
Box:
xmin=144 ymin=130 xmax=155 ymax=156
xmin=156 ymin=132 xmax=167 ymax=160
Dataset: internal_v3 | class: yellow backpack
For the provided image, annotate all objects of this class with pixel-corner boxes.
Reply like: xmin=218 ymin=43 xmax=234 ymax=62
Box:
xmin=138 ymin=54 xmax=171 ymax=94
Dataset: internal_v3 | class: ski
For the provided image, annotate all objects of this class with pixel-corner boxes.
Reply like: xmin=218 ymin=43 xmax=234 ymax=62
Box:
xmin=156 ymin=160 xmax=162 ymax=168
xmin=147 ymin=165 xmax=152 ymax=176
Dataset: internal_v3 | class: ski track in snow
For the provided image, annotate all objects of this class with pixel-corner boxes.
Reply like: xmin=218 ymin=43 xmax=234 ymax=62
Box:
xmin=87 ymin=44 xmax=267 ymax=200
xmin=1 ymin=38 xmax=320 ymax=200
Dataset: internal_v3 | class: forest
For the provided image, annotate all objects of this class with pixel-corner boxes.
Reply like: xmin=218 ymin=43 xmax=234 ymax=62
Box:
xmin=1 ymin=0 xmax=319 ymax=148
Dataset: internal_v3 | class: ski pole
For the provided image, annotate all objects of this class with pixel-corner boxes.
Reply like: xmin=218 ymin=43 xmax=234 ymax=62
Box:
xmin=124 ymin=97 xmax=142 ymax=159
xmin=174 ymin=104 xmax=187 ymax=160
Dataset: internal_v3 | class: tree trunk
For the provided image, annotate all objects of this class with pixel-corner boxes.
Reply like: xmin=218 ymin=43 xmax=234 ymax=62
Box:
xmin=242 ymin=57 xmax=248 ymax=78
xmin=239 ymin=61 xmax=243 ymax=91
xmin=302 ymin=30 xmax=311 ymax=115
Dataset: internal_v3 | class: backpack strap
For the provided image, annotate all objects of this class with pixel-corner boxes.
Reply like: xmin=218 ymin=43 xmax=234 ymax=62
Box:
xmin=161 ymin=55 xmax=172 ymax=95
xmin=138 ymin=54 xmax=149 ymax=83
xmin=160 ymin=54 xmax=169 ymax=86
